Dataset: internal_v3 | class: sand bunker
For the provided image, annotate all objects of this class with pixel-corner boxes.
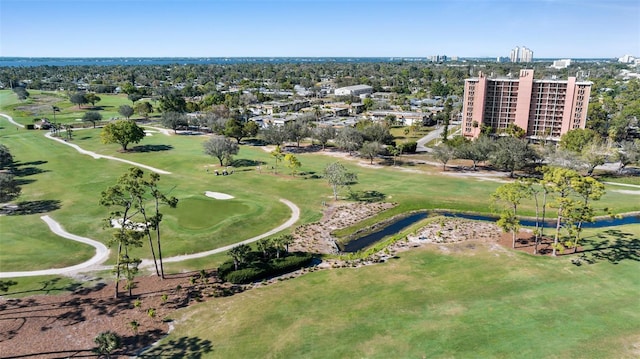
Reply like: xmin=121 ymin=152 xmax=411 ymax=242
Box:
xmin=110 ymin=219 xmax=149 ymax=231
xmin=205 ymin=191 xmax=235 ymax=200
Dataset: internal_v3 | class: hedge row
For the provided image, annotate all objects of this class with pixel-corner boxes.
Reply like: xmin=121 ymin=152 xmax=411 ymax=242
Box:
xmin=219 ymin=252 xmax=314 ymax=284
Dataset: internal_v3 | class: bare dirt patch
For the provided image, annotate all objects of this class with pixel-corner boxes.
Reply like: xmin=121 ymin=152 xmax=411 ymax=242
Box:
xmin=0 ymin=271 xmax=242 ymax=358
xmin=14 ymin=94 xmax=63 ymax=117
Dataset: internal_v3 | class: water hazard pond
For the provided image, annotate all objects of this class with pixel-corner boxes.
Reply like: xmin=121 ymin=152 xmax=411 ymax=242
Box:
xmin=339 ymin=211 xmax=640 ymax=253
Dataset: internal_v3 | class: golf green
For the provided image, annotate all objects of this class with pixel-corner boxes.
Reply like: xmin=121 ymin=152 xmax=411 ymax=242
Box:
xmin=170 ymin=196 xmax=249 ymax=230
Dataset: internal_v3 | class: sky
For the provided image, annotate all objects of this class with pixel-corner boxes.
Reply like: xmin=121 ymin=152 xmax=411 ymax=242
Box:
xmin=0 ymin=0 xmax=638 ymax=58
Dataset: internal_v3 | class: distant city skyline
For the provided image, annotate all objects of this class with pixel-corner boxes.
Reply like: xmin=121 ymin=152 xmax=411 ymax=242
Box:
xmin=1 ymin=0 xmax=638 ymax=59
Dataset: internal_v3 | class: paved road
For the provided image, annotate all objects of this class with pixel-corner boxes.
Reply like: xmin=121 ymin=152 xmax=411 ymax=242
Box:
xmin=415 ymin=126 xmax=445 ymax=152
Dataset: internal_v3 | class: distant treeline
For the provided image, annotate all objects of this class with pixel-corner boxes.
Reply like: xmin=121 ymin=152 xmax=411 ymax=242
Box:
xmin=1 ymin=60 xmax=627 ymax=98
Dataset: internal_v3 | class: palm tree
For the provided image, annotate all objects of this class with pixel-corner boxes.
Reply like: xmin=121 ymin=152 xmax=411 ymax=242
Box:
xmin=93 ymin=331 xmax=121 ymax=358
xmin=228 ymin=244 xmax=250 ymax=270
xmin=256 ymin=238 xmax=272 ymax=260
xmin=280 ymin=234 xmax=294 ymax=255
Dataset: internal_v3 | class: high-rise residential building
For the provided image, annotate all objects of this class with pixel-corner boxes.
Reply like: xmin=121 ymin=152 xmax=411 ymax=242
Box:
xmin=462 ymin=69 xmax=592 ymax=140
xmin=551 ymin=59 xmax=572 ymax=69
xmin=510 ymin=46 xmax=533 ymax=63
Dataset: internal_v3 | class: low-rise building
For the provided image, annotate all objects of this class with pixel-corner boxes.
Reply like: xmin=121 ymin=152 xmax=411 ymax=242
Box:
xmin=262 ymin=100 xmax=310 ymax=115
xmin=334 ymin=84 xmax=373 ymax=97
xmin=368 ymin=111 xmax=429 ymax=126
xmin=551 ymin=59 xmax=572 ymax=69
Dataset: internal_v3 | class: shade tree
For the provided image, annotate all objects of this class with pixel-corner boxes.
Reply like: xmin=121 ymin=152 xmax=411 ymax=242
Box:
xmin=359 ymin=141 xmax=383 ymax=164
xmin=161 ymin=111 xmax=187 ymax=134
xmin=313 ymin=126 xmax=336 ymax=150
xmin=0 ymin=172 xmax=21 ymax=202
xmin=85 ymin=93 xmax=101 ymax=107
xmin=158 ymin=90 xmax=187 ymax=113
xmin=560 ymin=128 xmax=598 ymax=153
xmin=324 ymin=162 xmax=357 ymax=200
xmin=82 ymin=111 xmax=102 ymax=128
xmin=101 ymin=120 xmax=146 ymax=151
xmin=118 ymin=105 xmax=134 ymax=120
xmin=614 ymin=139 xmax=640 ymax=173
xmin=490 ymin=136 xmax=538 ymax=177
xmin=261 ymin=125 xmax=289 ymax=146
xmin=455 ymin=135 xmax=494 ymax=170
xmin=359 ymin=122 xmax=394 ymax=144
xmin=432 ymin=143 xmax=455 ymax=171
xmin=223 ymin=118 xmax=259 ymax=144
xmin=0 ymin=144 xmax=14 ymax=169
xmin=128 ymin=93 xmax=142 ymax=105
xmin=335 ymin=127 xmax=363 ymax=155
xmin=285 ymin=119 xmax=311 ymax=148
xmin=70 ymin=92 xmax=88 ymax=108
xmin=134 ymin=101 xmax=153 ymax=119
xmin=203 ymin=135 xmax=239 ymax=166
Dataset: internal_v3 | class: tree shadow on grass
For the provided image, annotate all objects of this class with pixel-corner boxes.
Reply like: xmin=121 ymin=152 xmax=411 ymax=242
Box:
xmin=5 ymin=200 xmax=61 ymax=215
xmin=2 ymin=277 xmax=73 ymax=297
xmin=13 ymin=160 xmax=47 ymax=167
xmin=137 ymin=336 xmax=213 ymax=358
xmin=10 ymin=166 xmax=49 ymax=177
xmin=577 ymin=229 xmax=640 ymax=264
xmin=131 ymin=144 xmax=174 ymax=152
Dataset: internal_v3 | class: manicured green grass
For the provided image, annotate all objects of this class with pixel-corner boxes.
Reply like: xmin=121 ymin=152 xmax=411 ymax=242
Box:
xmin=598 ymin=173 xmax=640 ymax=186
xmin=1 ymin=112 xmax=638 ymax=272
xmin=2 ymin=89 xmax=640 ymax=358
xmin=389 ymin=125 xmax=431 ymax=142
xmin=0 ymin=216 xmax=94 ymax=271
xmin=1 ymin=88 xmax=638 ymax=277
xmin=153 ymin=227 xmax=640 ymax=358
xmin=2 ymin=90 xmax=155 ymax=127
xmin=0 ymin=274 xmax=108 ymax=299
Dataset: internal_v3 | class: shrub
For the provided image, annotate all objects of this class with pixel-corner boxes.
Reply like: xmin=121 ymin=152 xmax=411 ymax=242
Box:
xmin=224 ymin=268 xmax=264 ymax=284
xmin=399 ymin=141 xmax=417 ymax=153
xmin=219 ymin=252 xmax=314 ymax=284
